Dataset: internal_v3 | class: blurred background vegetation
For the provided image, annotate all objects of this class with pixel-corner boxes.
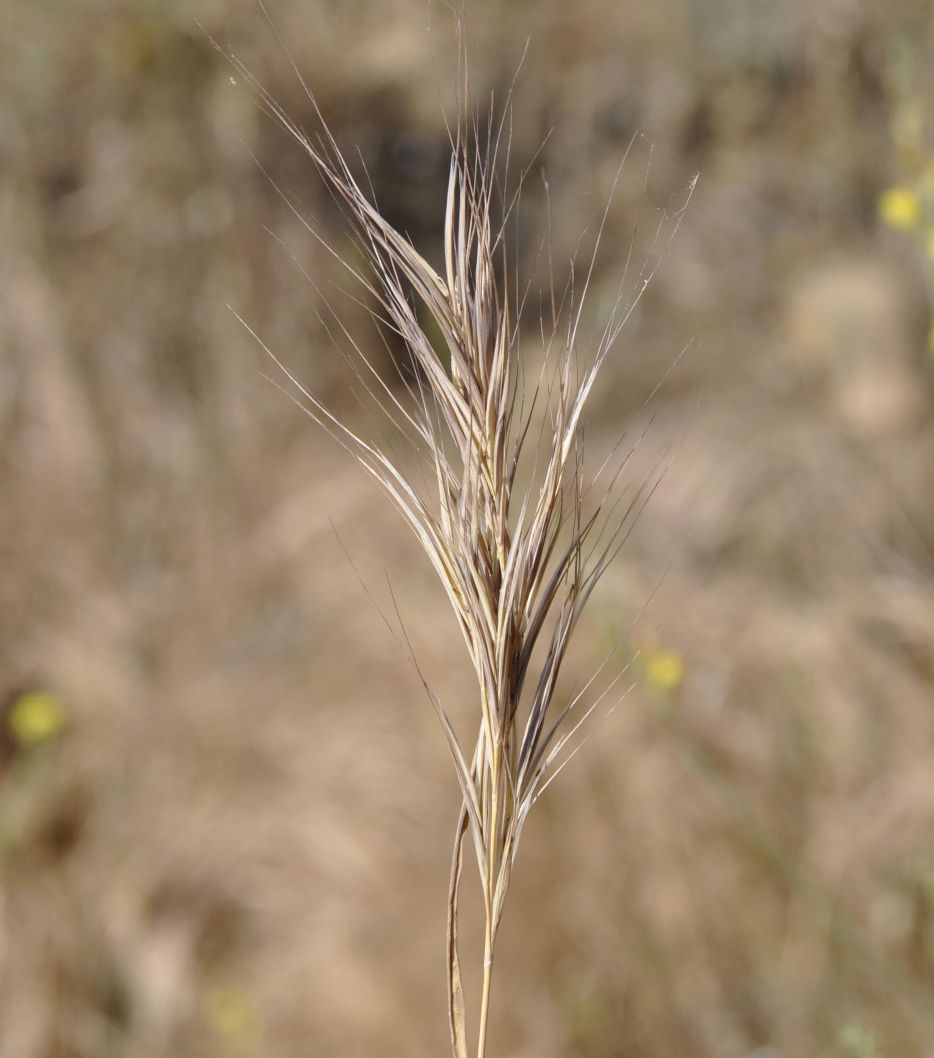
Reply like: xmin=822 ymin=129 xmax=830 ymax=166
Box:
xmin=2 ymin=1 xmax=934 ymax=1056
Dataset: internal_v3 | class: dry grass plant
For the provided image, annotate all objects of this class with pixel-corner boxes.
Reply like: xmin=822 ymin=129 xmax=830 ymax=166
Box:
xmin=208 ymin=12 xmax=695 ymax=1057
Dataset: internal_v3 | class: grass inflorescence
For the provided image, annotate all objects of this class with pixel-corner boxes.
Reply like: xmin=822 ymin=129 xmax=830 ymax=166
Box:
xmin=209 ymin=12 xmax=694 ymax=1056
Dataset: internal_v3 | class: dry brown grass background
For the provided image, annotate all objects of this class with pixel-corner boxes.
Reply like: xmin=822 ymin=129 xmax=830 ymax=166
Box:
xmin=2 ymin=1 xmax=934 ymax=1056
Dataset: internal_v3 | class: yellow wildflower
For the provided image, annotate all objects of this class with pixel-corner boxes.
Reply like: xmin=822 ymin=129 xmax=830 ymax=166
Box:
xmin=878 ymin=185 xmax=921 ymax=231
xmin=8 ymin=690 xmax=67 ymax=747
xmin=643 ymin=648 xmax=685 ymax=694
xmin=204 ymin=985 xmax=261 ymax=1054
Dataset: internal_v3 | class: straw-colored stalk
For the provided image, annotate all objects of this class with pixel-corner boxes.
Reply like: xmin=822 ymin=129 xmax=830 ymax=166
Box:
xmin=211 ymin=17 xmax=694 ymax=1057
